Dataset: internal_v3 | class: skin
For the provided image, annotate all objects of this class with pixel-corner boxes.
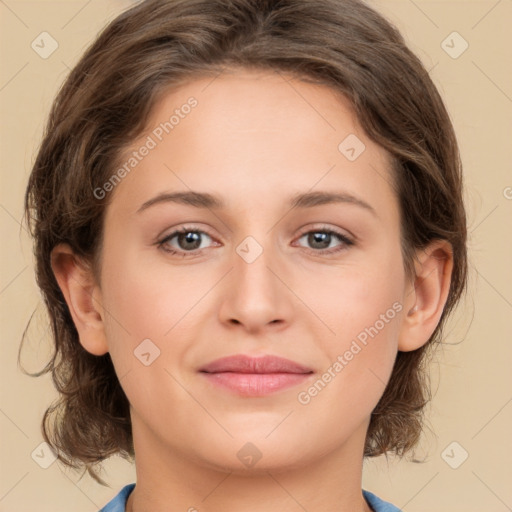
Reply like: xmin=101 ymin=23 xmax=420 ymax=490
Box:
xmin=51 ymin=69 xmax=453 ymax=512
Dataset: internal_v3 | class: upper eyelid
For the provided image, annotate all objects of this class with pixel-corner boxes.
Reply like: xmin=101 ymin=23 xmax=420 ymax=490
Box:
xmin=296 ymin=224 xmax=351 ymax=238
xmin=159 ymin=225 xmax=216 ymax=242
xmin=160 ymin=224 xmax=350 ymax=238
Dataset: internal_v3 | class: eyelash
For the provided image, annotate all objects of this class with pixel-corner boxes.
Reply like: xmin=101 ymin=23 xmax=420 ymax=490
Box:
xmin=157 ymin=224 xmax=354 ymax=258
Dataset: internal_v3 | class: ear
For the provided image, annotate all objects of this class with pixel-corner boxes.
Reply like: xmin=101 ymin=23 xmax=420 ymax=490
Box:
xmin=50 ymin=243 xmax=108 ymax=356
xmin=398 ymin=239 xmax=454 ymax=352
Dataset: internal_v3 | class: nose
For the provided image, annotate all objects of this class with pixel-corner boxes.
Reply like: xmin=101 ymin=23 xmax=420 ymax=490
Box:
xmin=217 ymin=238 xmax=294 ymax=334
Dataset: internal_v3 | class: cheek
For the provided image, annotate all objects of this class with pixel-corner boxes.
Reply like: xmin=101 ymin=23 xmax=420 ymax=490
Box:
xmin=101 ymin=244 xmax=197 ymax=333
xmin=298 ymin=250 xmax=405 ymax=409
xmin=305 ymin=251 xmax=405 ymax=348
xmin=98 ymin=251 xmax=202 ymax=420
xmin=99 ymin=245 xmax=216 ymax=374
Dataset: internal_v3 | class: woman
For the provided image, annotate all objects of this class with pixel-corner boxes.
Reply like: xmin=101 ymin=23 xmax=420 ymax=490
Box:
xmin=23 ymin=0 xmax=467 ymax=510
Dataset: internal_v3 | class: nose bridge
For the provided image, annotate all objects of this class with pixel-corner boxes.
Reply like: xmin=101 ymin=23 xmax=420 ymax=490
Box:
xmin=234 ymin=231 xmax=280 ymax=302
xmin=218 ymin=228 xmax=292 ymax=331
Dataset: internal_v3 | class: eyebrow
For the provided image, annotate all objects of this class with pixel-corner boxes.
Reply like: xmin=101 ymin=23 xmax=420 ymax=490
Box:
xmin=136 ymin=190 xmax=377 ymax=216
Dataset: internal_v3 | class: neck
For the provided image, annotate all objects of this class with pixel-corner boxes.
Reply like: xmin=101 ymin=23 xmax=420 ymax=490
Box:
xmin=126 ymin=418 xmax=373 ymax=512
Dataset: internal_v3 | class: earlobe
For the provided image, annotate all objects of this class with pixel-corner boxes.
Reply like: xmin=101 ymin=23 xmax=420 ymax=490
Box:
xmin=50 ymin=243 xmax=109 ymax=356
xmin=398 ymin=240 xmax=454 ymax=352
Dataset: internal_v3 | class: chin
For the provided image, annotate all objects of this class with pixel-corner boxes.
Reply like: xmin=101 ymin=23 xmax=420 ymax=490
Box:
xmin=188 ymin=434 xmax=318 ymax=475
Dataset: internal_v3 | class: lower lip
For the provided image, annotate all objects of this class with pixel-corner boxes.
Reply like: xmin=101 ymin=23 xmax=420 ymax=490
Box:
xmin=201 ymin=372 xmax=313 ymax=396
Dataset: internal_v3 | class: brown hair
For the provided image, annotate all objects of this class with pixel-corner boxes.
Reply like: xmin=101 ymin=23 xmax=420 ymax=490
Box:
xmin=22 ymin=0 xmax=467 ymax=483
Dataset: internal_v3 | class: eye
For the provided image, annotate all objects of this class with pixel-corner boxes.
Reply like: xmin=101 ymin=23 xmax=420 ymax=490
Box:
xmin=295 ymin=227 xmax=354 ymax=255
xmin=157 ymin=226 xmax=217 ymax=257
xmin=157 ymin=225 xmax=354 ymax=258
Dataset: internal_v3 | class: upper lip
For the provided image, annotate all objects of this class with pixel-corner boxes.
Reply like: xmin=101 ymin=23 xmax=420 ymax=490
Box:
xmin=199 ymin=355 xmax=313 ymax=374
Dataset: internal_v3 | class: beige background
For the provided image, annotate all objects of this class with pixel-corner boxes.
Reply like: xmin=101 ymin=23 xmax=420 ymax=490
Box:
xmin=1 ymin=0 xmax=511 ymax=511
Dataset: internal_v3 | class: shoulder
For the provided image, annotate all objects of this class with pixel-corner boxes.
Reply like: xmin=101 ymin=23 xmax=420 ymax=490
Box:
xmin=99 ymin=483 xmax=135 ymax=512
xmin=363 ymin=489 xmax=402 ymax=512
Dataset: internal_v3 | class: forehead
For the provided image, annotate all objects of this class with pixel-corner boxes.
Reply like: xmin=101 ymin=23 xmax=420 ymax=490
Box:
xmin=107 ymin=69 xmax=397 ymax=222
xmin=148 ymin=68 xmax=360 ymax=149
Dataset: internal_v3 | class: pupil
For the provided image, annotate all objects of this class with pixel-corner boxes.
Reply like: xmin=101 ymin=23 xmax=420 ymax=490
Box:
xmin=180 ymin=232 xmax=201 ymax=250
xmin=309 ymin=232 xmax=330 ymax=249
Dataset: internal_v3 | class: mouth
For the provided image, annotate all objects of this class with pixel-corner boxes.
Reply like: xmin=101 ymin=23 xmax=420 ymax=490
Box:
xmin=199 ymin=354 xmax=314 ymax=396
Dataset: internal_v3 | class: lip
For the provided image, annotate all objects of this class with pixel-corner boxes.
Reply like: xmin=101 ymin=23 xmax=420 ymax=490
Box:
xmin=199 ymin=355 xmax=314 ymax=396
xmin=200 ymin=354 xmax=313 ymax=374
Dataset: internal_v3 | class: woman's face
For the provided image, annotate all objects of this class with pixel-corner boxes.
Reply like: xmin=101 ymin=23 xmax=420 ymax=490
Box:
xmin=97 ymin=69 xmax=411 ymax=471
